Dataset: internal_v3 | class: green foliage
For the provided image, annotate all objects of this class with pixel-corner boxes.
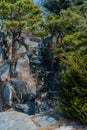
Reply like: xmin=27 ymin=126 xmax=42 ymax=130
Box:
xmin=71 ymin=0 xmax=86 ymax=6
xmin=0 ymin=0 xmax=42 ymax=59
xmin=64 ymin=31 xmax=87 ymax=55
xmin=43 ymin=0 xmax=87 ymax=124
xmin=43 ymin=0 xmax=87 ymax=16
xmin=44 ymin=0 xmax=71 ymax=15
xmin=0 ymin=2 xmax=11 ymax=17
xmin=33 ymin=30 xmax=48 ymax=37
xmin=46 ymin=9 xmax=86 ymax=42
xmin=43 ymin=0 xmax=87 ymax=40
xmin=0 ymin=0 xmax=42 ymax=32
xmin=59 ymin=55 xmax=87 ymax=123
xmin=71 ymin=1 xmax=87 ymax=19
xmin=54 ymin=31 xmax=87 ymax=56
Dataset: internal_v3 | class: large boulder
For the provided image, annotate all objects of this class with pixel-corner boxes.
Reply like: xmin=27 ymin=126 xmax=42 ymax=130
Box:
xmin=0 ymin=111 xmax=38 ymax=130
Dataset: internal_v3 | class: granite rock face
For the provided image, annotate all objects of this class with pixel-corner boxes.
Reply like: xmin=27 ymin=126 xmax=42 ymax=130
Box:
xmin=0 ymin=111 xmax=38 ymax=130
xmin=0 ymin=60 xmax=11 ymax=81
xmin=16 ymin=55 xmax=30 ymax=79
xmin=15 ymin=55 xmax=37 ymax=93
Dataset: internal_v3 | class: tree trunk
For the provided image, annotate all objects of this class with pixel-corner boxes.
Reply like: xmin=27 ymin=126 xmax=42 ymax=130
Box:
xmin=12 ymin=33 xmax=17 ymax=63
xmin=57 ymin=33 xmax=63 ymax=43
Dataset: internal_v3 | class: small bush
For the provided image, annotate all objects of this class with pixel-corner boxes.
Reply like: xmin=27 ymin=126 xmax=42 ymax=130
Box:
xmin=59 ymin=55 xmax=87 ymax=124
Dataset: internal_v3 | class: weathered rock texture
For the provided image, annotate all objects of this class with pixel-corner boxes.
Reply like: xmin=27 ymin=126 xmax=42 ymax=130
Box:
xmin=0 ymin=60 xmax=11 ymax=81
xmin=0 ymin=111 xmax=38 ymax=130
xmin=16 ymin=55 xmax=30 ymax=79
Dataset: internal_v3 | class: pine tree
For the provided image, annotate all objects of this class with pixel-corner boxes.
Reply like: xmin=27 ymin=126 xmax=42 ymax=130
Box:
xmin=0 ymin=0 xmax=42 ymax=61
xmin=46 ymin=9 xmax=86 ymax=43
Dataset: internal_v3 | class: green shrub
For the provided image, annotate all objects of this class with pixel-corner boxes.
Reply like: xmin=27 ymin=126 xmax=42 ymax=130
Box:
xmin=59 ymin=55 xmax=87 ymax=123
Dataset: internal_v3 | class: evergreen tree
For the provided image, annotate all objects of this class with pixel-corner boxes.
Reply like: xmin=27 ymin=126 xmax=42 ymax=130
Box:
xmin=59 ymin=54 xmax=87 ymax=123
xmin=0 ymin=0 xmax=42 ymax=61
xmin=71 ymin=1 xmax=87 ymax=19
xmin=43 ymin=0 xmax=71 ymax=15
xmin=46 ymin=9 xmax=86 ymax=43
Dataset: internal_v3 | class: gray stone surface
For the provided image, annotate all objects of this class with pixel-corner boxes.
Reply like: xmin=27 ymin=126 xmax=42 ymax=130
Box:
xmin=0 ymin=111 xmax=38 ymax=130
xmin=34 ymin=114 xmax=59 ymax=127
xmin=55 ymin=126 xmax=75 ymax=130
xmin=55 ymin=123 xmax=84 ymax=130
xmin=0 ymin=41 xmax=8 ymax=62
xmin=16 ymin=55 xmax=30 ymax=79
xmin=15 ymin=103 xmax=36 ymax=115
xmin=0 ymin=60 xmax=11 ymax=81
xmin=11 ymin=80 xmax=30 ymax=103
xmin=15 ymin=54 xmax=37 ymax=93
xmin=55 ymin=124 xmax=80 ymax=130
xmin=3 ymin=82 xmax=15 ymax=106
xmin=0 ymin=43 xmax=4 ymax=62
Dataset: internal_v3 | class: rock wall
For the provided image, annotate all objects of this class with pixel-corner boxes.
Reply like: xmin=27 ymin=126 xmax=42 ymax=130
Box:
xmin=0 ymin=30 xmax=59 ymax=114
